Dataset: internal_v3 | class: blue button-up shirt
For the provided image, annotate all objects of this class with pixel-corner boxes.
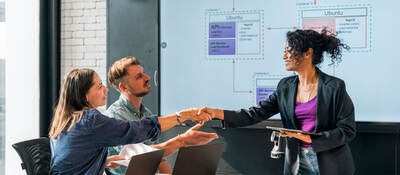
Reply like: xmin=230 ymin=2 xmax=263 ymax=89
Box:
xmin=50 ymin=109 xmax=161 ymax=175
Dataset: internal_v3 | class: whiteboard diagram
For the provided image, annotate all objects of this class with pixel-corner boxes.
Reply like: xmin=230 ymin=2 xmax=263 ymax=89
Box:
xmin=160 ymin=0 xmax=400 ymax=122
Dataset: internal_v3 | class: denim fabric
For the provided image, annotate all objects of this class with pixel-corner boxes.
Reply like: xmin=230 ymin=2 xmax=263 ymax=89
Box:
xmin=50 ymin=109 xmax=161 ymax=175
xmin=298 ymin=147 xmax=320 ymax=175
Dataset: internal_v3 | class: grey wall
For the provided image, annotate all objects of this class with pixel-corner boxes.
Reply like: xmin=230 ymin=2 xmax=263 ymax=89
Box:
xmin=106 ymin=0 xmax=159 ymax=113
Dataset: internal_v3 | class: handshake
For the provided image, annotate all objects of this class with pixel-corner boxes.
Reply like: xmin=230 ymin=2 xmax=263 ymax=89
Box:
xmin=175 ymin=107 xmax=224 ymax=124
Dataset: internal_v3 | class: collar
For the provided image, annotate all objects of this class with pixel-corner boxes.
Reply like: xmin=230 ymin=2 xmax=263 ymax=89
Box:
xmin=119 ymin=95 xmax=148 ymax=117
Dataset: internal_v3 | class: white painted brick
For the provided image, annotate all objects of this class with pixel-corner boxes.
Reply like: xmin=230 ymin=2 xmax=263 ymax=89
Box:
xmin=62 ymin=17 xmax=73 ymax=25
xmin=95 ymin=31 xmax=106 ymax=38
xmin=95 ymin=16 xmax=106 ymax=24
xmin=68 ymin=45 xmax=85 ymax=53
xmin=64 ymin=0 xmax=87 ymax=3
xmin=72 ymin=59 xmax=97 ymax=67
xmin=73 ymin=16 xmax=96 ymax=24
xmin=95 ymin=8 xmax=106 ymax=16
xmin=83 ymin=9 xmax=97 ymax=17
xmin=84 ymin=38 xmax=105 ymax=45
xmin=61 ymin=0 xmax=107 ymax=78
xmin=61 ymin=31 xmax=73 ymax=39
xmin=73 ymin=31 xmax=96 ymax=38
xmin=85 ymin=52 xmax=106 ymax=59
xmin=63 ymin=23 xmax=84 ymax=31
xmin=61 ymin=46 xmax=71 ymax=53
xmin=62 ymin=2 xmax=73 ymax=10
xmin=61 ymin=9 xmax=70 ymax=17
xmin=83 ymin=46 xmax=97 ymax=53
xmin=69 ymin=9 xmax=84 ymax=17
xmin=63 ymin=51 xmax=84 ymax=59
xmin=83 ymin=46 xmax=105 ymax=53
xmin=96 ymin=45 xmax=106 ymax=52
xmin=95 ymin=2 xmax=106 ymax=9
xmin=84 ymin=23 xmax=105 ymax=31
xmin=84 ymin=9 xmax=106 ymax=17
xmin=72 ymin=2 xmax=96 ymax=9
xmin=63 ymin=9 xmax=82 ymax=17
xmin=61 ymin=59 xmax=73 ymax=67
xmin=63 ymin=38 xmax=84 ymax=46
xmin=96 ymin=59 xmax=107 ymax=67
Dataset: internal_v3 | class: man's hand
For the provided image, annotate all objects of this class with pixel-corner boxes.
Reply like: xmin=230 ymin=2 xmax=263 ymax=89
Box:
xmin=179 ymin=122 xmax=219 ymax=146
xmin=197 ymin=107 xmax=224 ymax=120
xmin=105 ymin=155 xmax=126 ymax=169
xmin=179 ymin=108 xmax=213 ymax=123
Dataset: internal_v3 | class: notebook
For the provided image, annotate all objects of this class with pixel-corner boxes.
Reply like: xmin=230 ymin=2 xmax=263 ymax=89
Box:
xmin=172 ymin=143 xmax=224 ymax=175
xmin=124 ymin=149 xmax=165 ymax=175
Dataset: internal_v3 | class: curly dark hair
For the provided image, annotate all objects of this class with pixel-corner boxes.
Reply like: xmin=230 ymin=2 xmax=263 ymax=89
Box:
xmin=286 ymin=28 xmax=349 ymax=66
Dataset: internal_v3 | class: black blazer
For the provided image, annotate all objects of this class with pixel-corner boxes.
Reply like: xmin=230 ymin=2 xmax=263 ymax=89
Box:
xmin=224 ymin=68 xmax=356 ymax=175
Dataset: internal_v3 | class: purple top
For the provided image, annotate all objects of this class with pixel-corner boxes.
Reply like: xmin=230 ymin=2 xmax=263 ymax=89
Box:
xmin=295 ymin=96 xmax=317 ymax=147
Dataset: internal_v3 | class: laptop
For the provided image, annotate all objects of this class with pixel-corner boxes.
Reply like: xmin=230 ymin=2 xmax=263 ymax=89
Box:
xmin=124 ymin=149 xmax=165 ymax=175
xmin=172 ymin=143 xmax=224 ymax=175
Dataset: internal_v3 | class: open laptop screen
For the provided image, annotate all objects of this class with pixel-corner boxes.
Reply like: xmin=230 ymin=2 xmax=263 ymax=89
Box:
xmin=125 ymin=149 xmax=165 ymax=175
xmin=172 ymin=143 xmax=224 ymax=175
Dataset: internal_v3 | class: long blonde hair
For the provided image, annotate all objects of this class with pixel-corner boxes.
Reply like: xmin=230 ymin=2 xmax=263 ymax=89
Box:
xmin=49 ymin=68 xmax=95 ymax=139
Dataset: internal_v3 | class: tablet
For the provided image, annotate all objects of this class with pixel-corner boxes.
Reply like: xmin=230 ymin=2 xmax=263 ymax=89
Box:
xmin=266 ymin=126 xmax=322 ymax=136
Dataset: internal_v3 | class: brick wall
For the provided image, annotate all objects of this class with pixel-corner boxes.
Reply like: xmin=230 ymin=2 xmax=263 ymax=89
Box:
xmin=61 ymin=0 xmax=107 ymax=82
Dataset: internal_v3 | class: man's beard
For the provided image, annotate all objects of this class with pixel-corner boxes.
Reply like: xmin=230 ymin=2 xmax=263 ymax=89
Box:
xmin=127 ymin=85 xmax=150 ymax=97
xmin=133 ymin=91 xmax=149 ymax=97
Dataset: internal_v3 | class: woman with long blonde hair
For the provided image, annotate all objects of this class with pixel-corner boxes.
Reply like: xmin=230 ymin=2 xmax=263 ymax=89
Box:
xmin=49 ymin=68 xmax=215 ymax=175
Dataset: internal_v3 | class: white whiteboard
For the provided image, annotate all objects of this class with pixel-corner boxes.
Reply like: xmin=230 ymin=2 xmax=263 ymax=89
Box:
xmin=160 ymin=0 xmax=400 ymax=122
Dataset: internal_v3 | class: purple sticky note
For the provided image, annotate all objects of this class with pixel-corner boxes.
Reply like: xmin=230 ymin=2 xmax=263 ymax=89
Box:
xmin=256 ymin=87 xmax=276 ymax=104
xmin=209 ymin=22 xmax=236 ymax=38
xmin=208 ymin=39 xmax=235 ymax=55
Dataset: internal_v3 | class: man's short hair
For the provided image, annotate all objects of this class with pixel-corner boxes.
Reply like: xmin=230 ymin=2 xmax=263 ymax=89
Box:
xmin=108 ymin=56 xmax=141 ymax=91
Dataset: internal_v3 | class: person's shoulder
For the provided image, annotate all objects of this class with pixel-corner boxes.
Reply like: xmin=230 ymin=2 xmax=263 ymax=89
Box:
xmin=79 ymin=109 xmax=107 ymax=128
xmin=108 ymin=98 xmax=125 ymax=110
xmin=83 ymin=108 xmax=101 ymax=117
xmin=280 ymin=74 xmax=297 ymax=82
xmin=82 ymin=109 xmax=106 ymax=120
xmin=318 ymin=70 xmax=346 ymax=88
xmin=107 ymin=101 xmax=129 ymax=118
xmin=278 ymin=74 xmax=297 ymax=87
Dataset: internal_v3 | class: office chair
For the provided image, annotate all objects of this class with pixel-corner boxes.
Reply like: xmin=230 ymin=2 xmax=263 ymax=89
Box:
xmin=12 ymin=137 xmax=51 ymax=175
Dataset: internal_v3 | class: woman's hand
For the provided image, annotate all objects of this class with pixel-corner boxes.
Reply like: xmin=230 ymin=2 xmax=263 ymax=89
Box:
xmin=179 ymin=108 xmax=213 ymax=123
xmin=105 ymin=155 xmax=126 ymax=169
xmin=197 ymin=107 xmax=224 ymax=120
xmin=179 ymin=122 xmax=219 ymax=146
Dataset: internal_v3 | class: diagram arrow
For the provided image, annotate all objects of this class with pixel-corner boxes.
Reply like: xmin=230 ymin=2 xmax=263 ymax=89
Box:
xmin=232 ymin=59 xmax=253 ymax=93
